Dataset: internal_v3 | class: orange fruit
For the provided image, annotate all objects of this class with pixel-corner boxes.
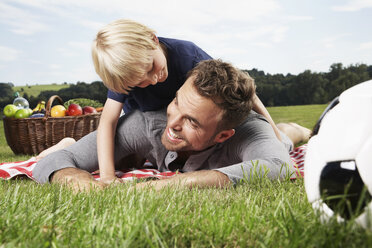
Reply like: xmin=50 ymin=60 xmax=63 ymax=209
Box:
xmin=51 ymin=105 xmax=66 ymax=117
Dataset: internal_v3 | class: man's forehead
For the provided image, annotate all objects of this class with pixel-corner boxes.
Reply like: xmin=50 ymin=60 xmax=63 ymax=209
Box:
xmin=176 ymin=78 xmax=223 ymax=123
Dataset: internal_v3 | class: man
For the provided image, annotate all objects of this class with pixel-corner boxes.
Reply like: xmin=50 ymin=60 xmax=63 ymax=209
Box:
xmin=33 ymin=59 xmax=309 ymax=191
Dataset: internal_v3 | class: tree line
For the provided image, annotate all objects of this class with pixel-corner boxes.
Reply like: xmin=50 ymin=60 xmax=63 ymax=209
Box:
xmin=1 ymin=62 xmax=371 ymax=110
xmin=249 ymin=63 xmax=372 ymax=106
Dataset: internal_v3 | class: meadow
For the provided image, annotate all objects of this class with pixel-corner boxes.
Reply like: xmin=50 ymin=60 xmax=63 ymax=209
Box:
xmin=1 ymin=104 xmax=372 ymax=247
xmin=13 ymin=84 xmax=70 ymax=98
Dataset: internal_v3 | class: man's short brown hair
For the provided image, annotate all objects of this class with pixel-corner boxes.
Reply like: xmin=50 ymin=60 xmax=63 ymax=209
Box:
xmin=188 ymin=59 xmax=256 ymax=130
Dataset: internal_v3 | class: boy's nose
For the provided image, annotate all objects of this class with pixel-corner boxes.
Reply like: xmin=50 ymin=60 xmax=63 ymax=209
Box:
xmin=151 ymin=74 xmax=158 ymax=84
xmin=144 ymin=74 xmax=157 ymax=86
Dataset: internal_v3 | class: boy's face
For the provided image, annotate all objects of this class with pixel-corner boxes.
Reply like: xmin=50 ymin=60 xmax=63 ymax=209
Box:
xmin=136 ymin=46 xmax=168 ymax=88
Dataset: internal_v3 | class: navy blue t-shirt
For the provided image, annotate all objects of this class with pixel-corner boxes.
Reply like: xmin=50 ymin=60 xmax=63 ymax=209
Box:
xmin=107 ymin=37 xmax=212 ymax=113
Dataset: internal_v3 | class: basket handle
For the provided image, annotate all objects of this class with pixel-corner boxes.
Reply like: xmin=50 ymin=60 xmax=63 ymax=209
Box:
xmin=45 ymin=95 xmax=64 ymax=118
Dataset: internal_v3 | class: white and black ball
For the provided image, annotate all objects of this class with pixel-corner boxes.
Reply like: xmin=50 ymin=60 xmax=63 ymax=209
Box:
xmin=305 ymin=80 xmax=372 ymax=229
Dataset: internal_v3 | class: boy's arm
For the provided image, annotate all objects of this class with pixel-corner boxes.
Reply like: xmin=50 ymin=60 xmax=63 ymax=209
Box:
xmin=97 ymin=98 xmax=124 ymax=184
xmin=252 ymin=94 xmax=282 ymax=141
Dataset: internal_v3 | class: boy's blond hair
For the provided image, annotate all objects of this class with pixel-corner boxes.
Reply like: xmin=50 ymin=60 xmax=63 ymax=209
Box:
xmin=92 ymin=19 xmax=157 ymax=94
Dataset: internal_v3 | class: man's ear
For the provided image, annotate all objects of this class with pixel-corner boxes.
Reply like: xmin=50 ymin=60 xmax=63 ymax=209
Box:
xmin=214 ymin=129 xmax=235 ymax=143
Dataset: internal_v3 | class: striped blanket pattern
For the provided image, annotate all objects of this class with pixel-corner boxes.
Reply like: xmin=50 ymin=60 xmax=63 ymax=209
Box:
xmin=0 ymin=144 xmax=307 ymax=181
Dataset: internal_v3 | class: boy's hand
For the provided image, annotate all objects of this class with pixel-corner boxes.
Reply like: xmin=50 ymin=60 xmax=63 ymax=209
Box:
xmin=100 ymin=176 xmax=122 ymax=185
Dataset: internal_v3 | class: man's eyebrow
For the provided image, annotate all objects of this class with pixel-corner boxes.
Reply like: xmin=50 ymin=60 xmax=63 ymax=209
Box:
xmin=186 ymin=115 xmax=202 ymax=127
xmin=174 ymin=91 xmax=202 ymax=127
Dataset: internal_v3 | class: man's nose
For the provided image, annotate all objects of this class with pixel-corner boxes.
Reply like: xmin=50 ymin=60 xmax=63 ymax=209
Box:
xmin=168 ymin=111 xmax=182 ymax=131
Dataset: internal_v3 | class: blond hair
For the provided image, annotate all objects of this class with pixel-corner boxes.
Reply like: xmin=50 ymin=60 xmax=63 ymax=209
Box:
xmin=92 ymin=19 xmax=158 ymax=94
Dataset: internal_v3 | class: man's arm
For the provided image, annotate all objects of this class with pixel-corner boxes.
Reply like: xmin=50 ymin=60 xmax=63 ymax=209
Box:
xmin=135 ymin=170 xmax=231 ymax=190
xmin=214 ymin=114 xmax=295 ymax=184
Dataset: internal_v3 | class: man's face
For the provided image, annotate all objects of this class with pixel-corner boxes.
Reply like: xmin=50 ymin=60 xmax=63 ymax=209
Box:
xmin=136 ymin=46 xmax=168 ymax=88
xmin=161 ymin=76 xmax=225 ymax=152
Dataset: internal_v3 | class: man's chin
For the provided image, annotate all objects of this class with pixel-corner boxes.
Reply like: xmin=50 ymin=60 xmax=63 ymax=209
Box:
xmin=161 ymin=133 xmax=184 ymax=151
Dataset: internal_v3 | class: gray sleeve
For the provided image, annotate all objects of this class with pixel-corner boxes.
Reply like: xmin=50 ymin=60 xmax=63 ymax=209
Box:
xmin=33 ymin=110 xmax=151 ymax=184
xmin=32 ymin=131 xmax=99 ymax=184
xmin=215 ymin=114 xmax=295 ymax=184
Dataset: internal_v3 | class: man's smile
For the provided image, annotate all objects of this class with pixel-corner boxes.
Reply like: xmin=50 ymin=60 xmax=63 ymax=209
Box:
xmin=166 ymin=128 xmax=183 ymax=144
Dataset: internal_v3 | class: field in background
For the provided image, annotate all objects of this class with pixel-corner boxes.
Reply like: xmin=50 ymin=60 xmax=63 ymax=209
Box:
xmin=13 ymin=84 xmax=70 ymax=97
xmin=267 ymin=104 xmax=326 ymax=129
xmin=2 ymin=103 xmax=372 ymax=247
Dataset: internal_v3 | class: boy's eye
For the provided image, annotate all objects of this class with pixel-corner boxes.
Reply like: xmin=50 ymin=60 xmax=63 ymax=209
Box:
xmin=149 ymin=62 xmax=155 ymax=73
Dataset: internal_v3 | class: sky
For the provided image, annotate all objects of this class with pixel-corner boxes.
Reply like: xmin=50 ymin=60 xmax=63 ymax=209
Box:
xmin=0 ymin=0 xmax=372 ymax=86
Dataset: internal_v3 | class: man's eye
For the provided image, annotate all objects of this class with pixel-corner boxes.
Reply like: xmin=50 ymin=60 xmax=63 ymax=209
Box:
xmin=188 ymin=119 xmax=198 ymax=128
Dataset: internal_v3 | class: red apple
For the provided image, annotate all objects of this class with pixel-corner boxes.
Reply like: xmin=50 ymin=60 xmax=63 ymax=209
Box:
xmin=83 ymin=106 xmax=97 ymax=114
xmin=67 ymin=103 xmax=83 ymax=116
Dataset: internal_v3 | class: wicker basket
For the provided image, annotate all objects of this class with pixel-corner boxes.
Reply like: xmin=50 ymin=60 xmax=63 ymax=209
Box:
xmin=3 ymin=95 xmax=101 ymax=155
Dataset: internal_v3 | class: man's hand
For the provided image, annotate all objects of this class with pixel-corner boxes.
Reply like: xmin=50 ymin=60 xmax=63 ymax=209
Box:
xmin=135 ymin=170 xmax=231 ymax=191
xmin=51 ymin=167 xmax=107 ymax=193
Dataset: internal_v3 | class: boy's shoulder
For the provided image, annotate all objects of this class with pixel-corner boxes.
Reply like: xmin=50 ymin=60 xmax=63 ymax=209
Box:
xmin=159 ymin=37 xmax=197 ymax=48
xmin=159 ymin=37 xmax=204 ymax=57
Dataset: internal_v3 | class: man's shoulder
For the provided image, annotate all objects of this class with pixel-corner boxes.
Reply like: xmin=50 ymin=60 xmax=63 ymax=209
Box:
xmin=239 ymin=111 xmax=270 ymax=127
xmin=142 ymin=109 xmax=167 ymax=124
xmin=115 ymin=109 xmax=167 ymax=149
xmin=118 ymin=109 xmax=166 ymax=128
xmin=227 ymin=111 xmax=273 ymax=142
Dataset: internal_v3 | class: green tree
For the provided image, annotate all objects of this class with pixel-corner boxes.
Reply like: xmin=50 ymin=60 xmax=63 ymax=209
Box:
xmin=0 ymin=83 xmax=15 ymax=109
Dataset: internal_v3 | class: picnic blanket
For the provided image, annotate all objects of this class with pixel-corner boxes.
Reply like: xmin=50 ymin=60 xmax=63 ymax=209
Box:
xmin=0 ymin=144 xmax=307 ymax=181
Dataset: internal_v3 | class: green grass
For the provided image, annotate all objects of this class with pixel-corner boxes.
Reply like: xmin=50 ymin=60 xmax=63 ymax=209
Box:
xmin=13 ymin=84 xmax=70 ymax=98
xmin=267 ymin=104 xmax=327 ymax=129
xmin=1 ymin=104 xmax=372 ymax=247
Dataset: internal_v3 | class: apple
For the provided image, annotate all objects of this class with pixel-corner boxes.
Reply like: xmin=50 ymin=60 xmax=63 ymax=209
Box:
xmin=26 ymin=108 xmax=33 ymax=116
xmin=67 ymin=103 xmax=83 ymax=116
xmin=14 ymin=108 xmax=31 ymax=119
xmin=3 ymin=104 xmax=18 ymax=117
xmin=82 ymin=106 xmax=97 ymax=114
xmin=51 ymin=105 xmax=66 ymax=117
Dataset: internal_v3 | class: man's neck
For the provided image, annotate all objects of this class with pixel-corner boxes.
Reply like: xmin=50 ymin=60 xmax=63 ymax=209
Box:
xmin=175 ymin=151 xmax=192 ymax=164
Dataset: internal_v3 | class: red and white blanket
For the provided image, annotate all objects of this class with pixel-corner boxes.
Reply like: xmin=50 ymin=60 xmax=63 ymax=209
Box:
xmin=0 ymin=144 xmax=307 ymax=181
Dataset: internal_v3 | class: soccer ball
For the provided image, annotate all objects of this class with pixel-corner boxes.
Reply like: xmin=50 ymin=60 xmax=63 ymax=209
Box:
xmin=304 ymin=79 xmax=372 ymax=229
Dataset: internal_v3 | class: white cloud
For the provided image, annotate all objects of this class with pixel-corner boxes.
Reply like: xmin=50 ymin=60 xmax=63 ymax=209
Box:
xmin=252 ymin=42 xmax=273 ymax=48
xmin=0 ymin=2 xmax=50 ymax=35
xmin=285 ymin=15 xmax=313 ymax=21
xmin=49 ymin=64 xmax=61 ymax=69
xmin=332 ymin=0 xmax=372 ymax=12
xmin=80 ymin=20 xmax=106 ymax=31
xmin=321 ymin=33 xmax=351 ymax=49
xmin=57 ymin=48 xmax=78 ymax=58
xmin=359 ymin=42 xmax=372 ymax=50
xmin=0 ymin=46 xmax=21 ymax=61
xmin=68 ymin=41 xmax=91 ymax=51
xmin=8 ymin=0 xmax=281 ymax=28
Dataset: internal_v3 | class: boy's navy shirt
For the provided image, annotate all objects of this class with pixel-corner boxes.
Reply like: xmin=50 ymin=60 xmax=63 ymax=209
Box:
xmin=107 ymin=37 xmax=212 ymax=113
